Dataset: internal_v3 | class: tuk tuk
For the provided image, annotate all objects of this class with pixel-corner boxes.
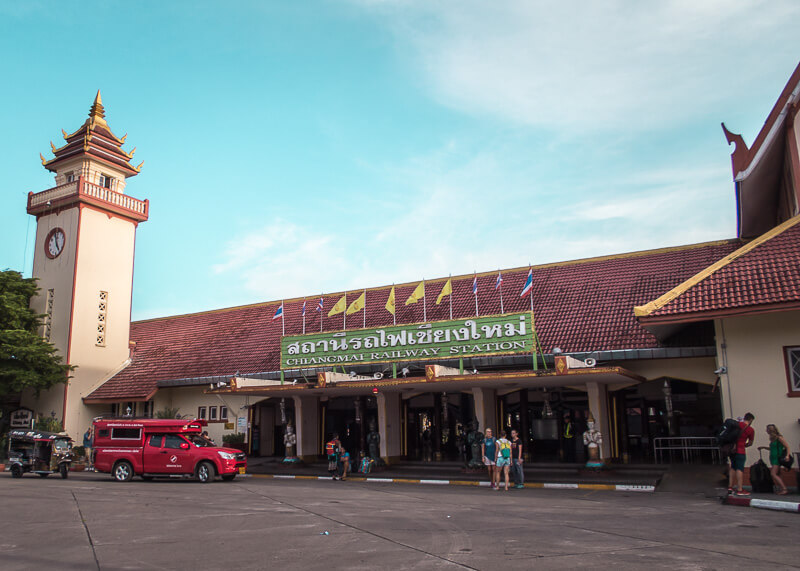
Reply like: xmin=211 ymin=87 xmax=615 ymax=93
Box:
xmin=6 ymin=429 xmax=73 ymax=478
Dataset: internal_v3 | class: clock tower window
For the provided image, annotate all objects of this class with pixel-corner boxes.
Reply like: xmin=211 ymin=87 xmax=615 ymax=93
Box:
xmin=96 ymin=291 xmax=108 ymax=347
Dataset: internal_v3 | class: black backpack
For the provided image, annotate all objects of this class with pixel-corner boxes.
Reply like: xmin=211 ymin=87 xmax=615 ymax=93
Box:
xmin=716 ymin=418 xmax=741 ymax=446
xmin=750 ymin=458 xmax=772 ymax=493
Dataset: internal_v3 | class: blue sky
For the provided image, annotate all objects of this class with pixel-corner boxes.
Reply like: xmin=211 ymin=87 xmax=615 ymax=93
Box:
xmin=1 ymin=1 xmax=798 ymax=321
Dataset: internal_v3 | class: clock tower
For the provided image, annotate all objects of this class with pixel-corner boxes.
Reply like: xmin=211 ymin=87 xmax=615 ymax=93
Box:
xmin=23 ymin=92 xmax=148 ymax=437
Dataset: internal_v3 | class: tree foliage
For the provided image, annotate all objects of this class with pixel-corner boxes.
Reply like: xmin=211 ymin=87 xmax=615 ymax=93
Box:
xmin=0 ymin=270 xmax=73 ymax=397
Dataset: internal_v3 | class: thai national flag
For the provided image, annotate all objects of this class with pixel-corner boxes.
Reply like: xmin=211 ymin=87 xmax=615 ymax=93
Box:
xmin=316 ymin=297 xmax=324 ymax=312
xmin=301 ymin=299 xmax=306 ymax=316
xmin=273 ymin=304 xmax=284 ymax=320
xmin=472 ymin=274 xmax=478 ymax=294
xmin=520 ymin=269 xmax=533 ymax=297
xmin=495 ymin=272 xmax=503 ymax=290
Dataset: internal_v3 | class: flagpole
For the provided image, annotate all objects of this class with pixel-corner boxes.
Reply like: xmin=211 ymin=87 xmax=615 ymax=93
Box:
xmin=448 ymin=274 xmax=453 ymax=320
xmin=281 ymin=300 xmax=285 ymax=337
xmin=423 ymin=279 xmax=427 ymax=322
xmin=343 ymin=292 xmax=347 ymax=330
xmin=499 ymin=269 xmax=504 ymax=314
xmin=320 ymin=293 xmax=324 ymax=333
xmin=529 ymin=265 xmax=534 ymax=312
xmin=302 ymin=298 xmax=306 ymax=335
xmin=393 ymin=284 xmax=396 ymax=325
xmin=363 ymin=288 xmax=367 ymax=328
xmin=474 ymin=271 xmax=479 ymax=317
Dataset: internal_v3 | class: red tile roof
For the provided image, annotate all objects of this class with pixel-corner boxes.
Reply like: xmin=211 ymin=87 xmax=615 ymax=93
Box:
xmin=636 ymin=215 xmax=800 ymax=322
xmin=86 ymin=240 xmax=739 ymax=401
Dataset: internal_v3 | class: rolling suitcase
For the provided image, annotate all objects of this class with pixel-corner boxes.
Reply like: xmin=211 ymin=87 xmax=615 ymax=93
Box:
xmin=749 ymin=450 xmax=772 ymax=493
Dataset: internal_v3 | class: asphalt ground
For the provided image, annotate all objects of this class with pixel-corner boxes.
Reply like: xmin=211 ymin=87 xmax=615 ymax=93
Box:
xmin=0 ymin=472 xmax=797 ymax=570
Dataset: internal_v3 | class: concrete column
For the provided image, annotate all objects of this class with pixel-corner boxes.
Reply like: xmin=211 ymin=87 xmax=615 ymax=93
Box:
xmin=472 ymin=387 xmax=497 ymax=434
xmin=586 ymin=382 xmax=611 ymax=461
xmin=292 ymin=395 xmax=320 ymax=461
xmin=377 ymin=391 xmax=401 ymax=464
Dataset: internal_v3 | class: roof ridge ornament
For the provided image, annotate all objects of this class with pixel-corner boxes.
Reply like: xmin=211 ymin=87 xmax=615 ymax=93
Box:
xmin=89 ymin=90 xmax=105 ymax=120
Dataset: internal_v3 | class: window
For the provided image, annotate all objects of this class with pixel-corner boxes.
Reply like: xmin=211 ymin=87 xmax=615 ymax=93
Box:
xmin=111 ymin=428 xmax=141 ymax=440
xmin=148 ymin=435 xmax=163 ymax=447
xmin=66 ymin=173 xmax=75 ymax=183
xmin=198 ymin=406 xmax=207 ymax=420
xmin=98 ymin=429 xmax=109 ymax=438
xmin=44 ymin=289 xmax=54 ymax=342
xmin=96 ymin=291 xmax=108 ymax=347
xmin=142 ymin=401 xmax=154 ymax=418
xmin=164 ymin=435 xmax=186 ymax=449
xmin=220 ymin=406 xmax=228 ymax=421
xmin=209 ymin=406 xmax=218 ymax=421
xmin=99 ymin=174 xmax=112 ymax=189
xmin=785 ymin=346 xmax=800 ymax=396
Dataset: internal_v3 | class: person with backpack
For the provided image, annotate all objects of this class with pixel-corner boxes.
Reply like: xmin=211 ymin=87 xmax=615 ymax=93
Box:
xmin=326 ymin=433 xmax=341 ymax=480
xmin=728 ymin=413 xmax=755 ymax=496
xmin=495 ymin=430 xmax=512 ymax=491
xmin=481 ymin=428 xmax=498 ymax=489
xmin=757 ymin=424 xmax=793 ymax=495
xmin=510 ymin=429 xmax=524 ymax=489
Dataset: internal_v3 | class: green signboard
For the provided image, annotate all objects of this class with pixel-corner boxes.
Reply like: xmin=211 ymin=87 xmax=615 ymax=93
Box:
xmin=281 ymin=312 xmax=533 ymax=369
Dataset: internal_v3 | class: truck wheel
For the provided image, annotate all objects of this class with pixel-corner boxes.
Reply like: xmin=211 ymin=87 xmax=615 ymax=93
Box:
xmin=113 ymin=461 xmax=134 ymax=482
xmin=221 ymin=474 xmax=236 ymax=482
xmin=196 ymin=461 xmax=214 ymax=483
xmin=60 ymin=464 xmax=69 ymax=479
xmin=11 ymin=465 xmax=23 ymax=478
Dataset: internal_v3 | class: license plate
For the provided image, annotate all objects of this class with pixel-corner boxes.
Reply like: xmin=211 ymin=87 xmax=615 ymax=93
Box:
xmin=238 ymin=467 xmax=246 ymax=475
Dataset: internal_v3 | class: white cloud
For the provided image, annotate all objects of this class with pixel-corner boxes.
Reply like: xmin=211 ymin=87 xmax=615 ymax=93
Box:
xmin=355 ymin=0 xmax=800 ymax=132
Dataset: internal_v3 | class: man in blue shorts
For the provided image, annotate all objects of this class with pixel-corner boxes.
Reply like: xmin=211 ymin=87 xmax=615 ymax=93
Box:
xmin=728 ymin=412 xmax=755 ymax=496
xmin=481 ymin=428 xmax=497 ymax=489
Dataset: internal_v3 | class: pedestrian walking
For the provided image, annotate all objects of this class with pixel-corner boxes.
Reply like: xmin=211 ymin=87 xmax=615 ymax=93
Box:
xmin=495 ymin=431 xmax=512 ymax=491
xmin=757 ymin=424 xmax=793 ymax=495
xmin=481 ymin=428 xmax=497 ymax=489
xmin=326 ymin=433 xmax=341 ymax=480
xmin=510 ymin=429 xmax=524 ymax=488
xmin=83 ymin=426 xmax=94 ymax=471
xmin=728 ymin=413 xmax=755 ymax=496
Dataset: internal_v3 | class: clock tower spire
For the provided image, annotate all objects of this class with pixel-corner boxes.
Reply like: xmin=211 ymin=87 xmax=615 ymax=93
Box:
xmin=23 ymin=93 xmax=148 ymax=437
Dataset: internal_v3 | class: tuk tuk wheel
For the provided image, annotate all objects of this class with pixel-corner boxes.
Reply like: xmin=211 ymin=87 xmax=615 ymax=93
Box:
xmin=10 ymin=465 xmax=23 ymax=478
xmin=60 ymin=464 xmax=69 ymax=479
xmin=113 ymin=461 xmax=134 ymax=482
xmin=196 ymin=461 xmax=215 ymax=483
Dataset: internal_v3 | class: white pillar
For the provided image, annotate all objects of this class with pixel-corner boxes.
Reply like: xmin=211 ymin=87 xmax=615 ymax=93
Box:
xmin=292 ymin=395 xmax=319 ymax=461
xmin=377 ymin=391 xmax=401 ymax=463
xmin=586 ymin=382 xmax=611 ymax=460
xmin=472 ymin=387 xmax=497 ymax=434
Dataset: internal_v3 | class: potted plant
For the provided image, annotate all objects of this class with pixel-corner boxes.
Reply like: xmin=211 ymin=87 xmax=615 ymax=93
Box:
xmin=222 ymin=432 xmax=246 ymax=452
xmin=70 ymin=445 xmax=86 ymax=471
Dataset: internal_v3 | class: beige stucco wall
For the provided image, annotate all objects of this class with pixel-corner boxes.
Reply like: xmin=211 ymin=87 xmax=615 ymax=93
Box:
xmin=153 ymin=387 xmax=251 ymax=445
xmin=715 ymin=310 xmax=800 ymax=465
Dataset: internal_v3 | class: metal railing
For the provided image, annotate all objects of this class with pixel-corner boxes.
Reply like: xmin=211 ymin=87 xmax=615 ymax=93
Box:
xmin=653 ymin=436 xmax=720 ymax=464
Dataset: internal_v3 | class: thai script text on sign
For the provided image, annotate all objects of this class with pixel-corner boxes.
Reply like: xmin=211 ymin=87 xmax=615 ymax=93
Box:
xmin=281 ymin=312 xmax=532 ymax=369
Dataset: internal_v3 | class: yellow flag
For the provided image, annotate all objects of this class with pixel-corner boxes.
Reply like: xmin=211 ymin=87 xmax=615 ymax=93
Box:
xmin=346 ymin=291 xmax=366 ymax=315
xmin=405 ymin=281 xmax=425 ymax=305
xmin=328 ymin=294 xmax=346 ymax=317
xmin=385 ymin=286 xmax=396 ymax=315
xmin=436 ymin=278 xmax=452 ymax=305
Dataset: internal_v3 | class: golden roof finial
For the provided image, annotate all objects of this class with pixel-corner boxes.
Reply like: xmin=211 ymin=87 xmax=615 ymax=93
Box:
xmin=40 ymin=153 xmax=46 ymax=165
xmin=120 ymin=133 xmax=127 ymax=144
xmin=50 ymin=141 xmax=57 ymax=153
xmin=136 ymin=160 xmax=145 ymax=170
xmin=89 ymin=90 xmax=105 ymax=121
xmin=61 ymin=129 xmax=68 ymax=139
xmin=129 ymin=147 xmax=136 ymax=156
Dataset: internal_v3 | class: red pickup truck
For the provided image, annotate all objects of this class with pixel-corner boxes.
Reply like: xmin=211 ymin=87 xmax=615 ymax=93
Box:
xmin=92 ymin=418 xmax=247 ymax=483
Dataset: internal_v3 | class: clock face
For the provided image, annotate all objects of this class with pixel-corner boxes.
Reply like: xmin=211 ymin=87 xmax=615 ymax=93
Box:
xmin=45 ymin=228 xmax=66 ymax=259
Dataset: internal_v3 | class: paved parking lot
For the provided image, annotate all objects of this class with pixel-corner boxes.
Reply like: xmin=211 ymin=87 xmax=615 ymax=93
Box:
xmin=0 ymin=472 xmax=797 ymax=570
